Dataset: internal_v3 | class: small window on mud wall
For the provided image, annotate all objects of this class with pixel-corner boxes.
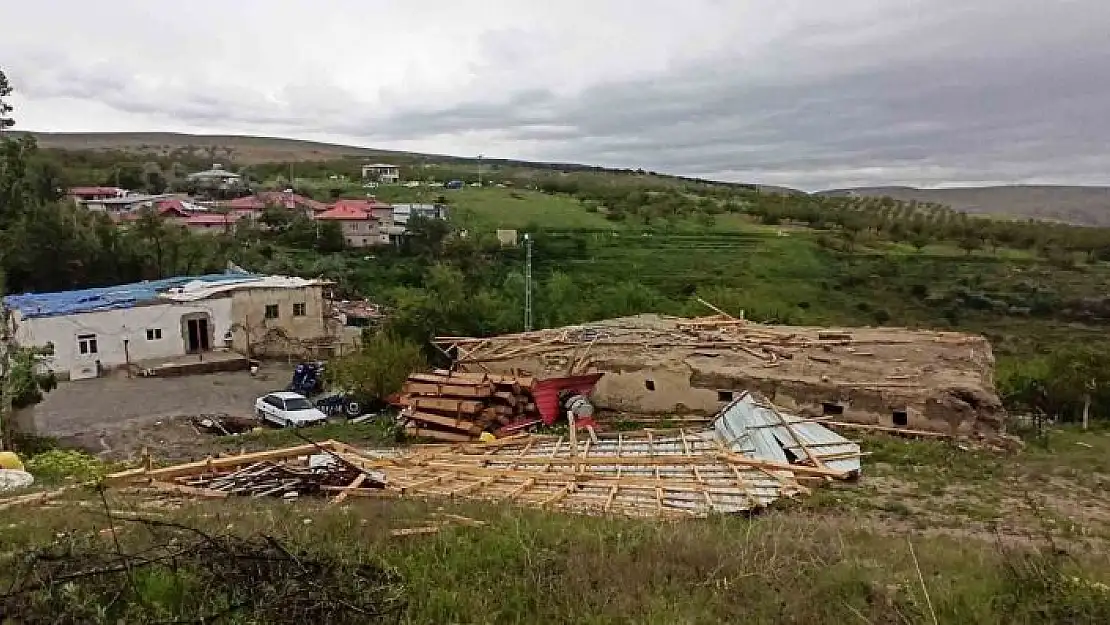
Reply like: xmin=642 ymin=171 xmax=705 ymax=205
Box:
xmin=717 ymin=390 xmax=734 ymax=402
xmin=644 ymin=380 xmax=655 ymax=391
xmin=892 ymin=409 xmax=909 ymax=427
xmin=265 ymin=304 xmax=279 ymax=319
xmin=77 ymin=333 xmax=98 ymax=355
xmin=822 ymin=402 xmax=845 ymax=416
xmin=293 ymin=302 xmax=307 ymax=317
xmin=146 ymin=328 xmax=162 ymax=340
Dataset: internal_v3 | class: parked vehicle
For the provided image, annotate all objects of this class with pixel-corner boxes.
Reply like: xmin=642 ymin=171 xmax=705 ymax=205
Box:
xmin=286 ymin=362 xmax=367 ymax=418
xmin=254 ymin=391 xmax=329 ymax=428
xmin=288 ymin=362 xmax=326 ymax=396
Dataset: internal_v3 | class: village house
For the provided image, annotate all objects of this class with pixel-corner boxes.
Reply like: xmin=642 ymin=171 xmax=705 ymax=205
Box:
xmin=179 ymin=212 xmax=247 ymax=234
xmin=187 ymin=164 xmax=245 ymax=190
xmin=3 ymin=273 xmax=340 ymax=381
xmin=360 ymin=163 xmax=400 ymax=184
xmin=392 ymin=203 xmax=449 ymax=226
xmin=68 ymin=186 xmax=126 ymax=204
xmin=82 ymin=193 xmax=176 ymax=215
xmin=314 ymin=198 xmax=393 ymax=247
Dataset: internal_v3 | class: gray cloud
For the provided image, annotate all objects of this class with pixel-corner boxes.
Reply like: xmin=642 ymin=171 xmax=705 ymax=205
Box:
xmin=5 ymin=0 xmax=1110 ymax=190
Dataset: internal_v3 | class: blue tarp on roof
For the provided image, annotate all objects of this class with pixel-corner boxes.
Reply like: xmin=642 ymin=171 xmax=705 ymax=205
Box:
xmin=3 ymin=272 xmax=257 ymax=319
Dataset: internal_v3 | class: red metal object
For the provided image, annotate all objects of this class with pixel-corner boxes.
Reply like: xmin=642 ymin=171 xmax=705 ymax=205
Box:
xmin=530 ymin=373 xmax=604 ymax=425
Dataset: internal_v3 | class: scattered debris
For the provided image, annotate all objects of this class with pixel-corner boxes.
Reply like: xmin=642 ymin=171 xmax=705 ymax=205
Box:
xmin=104 ymin=394 xmax=861 ymax=519
xmin=192 ymin=414 xmax=258 ymax=436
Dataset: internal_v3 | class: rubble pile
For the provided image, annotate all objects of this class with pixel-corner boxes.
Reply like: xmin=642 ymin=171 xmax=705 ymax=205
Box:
xmin=396 ymin=370 xmax=541 ymax=442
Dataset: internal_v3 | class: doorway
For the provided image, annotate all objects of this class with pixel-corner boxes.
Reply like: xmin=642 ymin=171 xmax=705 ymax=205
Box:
xmin=185 ymin=317 xmax=211 ymax=353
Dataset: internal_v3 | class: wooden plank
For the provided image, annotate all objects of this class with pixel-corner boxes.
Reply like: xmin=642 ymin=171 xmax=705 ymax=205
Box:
xmin=406 ymin=412 xmax=483 ymax=435
xmin=401 ymin=396 xmax=485 ymax=414
xmin=330 ymin=473 xmax=368 ymax=505
xmin=404 ymin=427 xmax=475 ymax=443
xmin=812 ymin=419 xmax=953 ymax=439
xmin=403 ymin=381 xmax=494 ymax=398
xmin=493 ymin=391 xmax=519 ymax=407
xmin=120 ymin=442 xmax=338 ymax=482
xmin=408 ymin=373 xmax=490 ymax=387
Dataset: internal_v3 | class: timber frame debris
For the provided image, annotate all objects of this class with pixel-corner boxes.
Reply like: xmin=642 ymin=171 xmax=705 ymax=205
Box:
xmin=100 ymin=394 xmax=862 ymax=519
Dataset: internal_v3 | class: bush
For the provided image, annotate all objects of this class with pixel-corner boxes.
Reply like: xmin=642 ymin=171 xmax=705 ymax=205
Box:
xmin=24 ymin=449 xmax=110 ymax=483
xmin=326 ymin=332 xmax=426 ymax=401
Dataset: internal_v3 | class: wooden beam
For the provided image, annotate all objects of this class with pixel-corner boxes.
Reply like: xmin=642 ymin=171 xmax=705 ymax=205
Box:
xmin=109 ymin=441 xmax=338 ymax=483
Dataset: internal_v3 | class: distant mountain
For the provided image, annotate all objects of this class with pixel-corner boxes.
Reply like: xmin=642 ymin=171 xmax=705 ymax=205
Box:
xmin=820 ymin=185 xmax=1110 ymax=227
xmin=18 ymin=131 xmax=411 ymax=164
xmin=15 ymin=131 xmax=643 ymax=175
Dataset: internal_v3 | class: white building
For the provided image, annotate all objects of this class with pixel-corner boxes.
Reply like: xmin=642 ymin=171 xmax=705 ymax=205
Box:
xmin=391 ymin=203 xmax=449 ymax=226
xmin=3 ymin=273 xmax=334 ymax=380
xmin=361 ymin=163 xmax=400 ymax=184
xmin=187 ymin=164 xmax=245 ymax=189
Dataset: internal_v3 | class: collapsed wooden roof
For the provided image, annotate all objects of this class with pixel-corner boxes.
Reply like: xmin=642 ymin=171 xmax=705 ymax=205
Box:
xmin=434 ymin=313 xmax=1004 ymax=432
xmin=105 ymin=394 xmax=861 ymax=519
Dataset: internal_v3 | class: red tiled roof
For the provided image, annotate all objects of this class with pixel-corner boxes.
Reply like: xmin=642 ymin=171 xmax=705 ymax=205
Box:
xmin=314 ymin=203 xmax=378 ymax=221
xmin=256 ymin=191 xmax=329 ymax=212
xmin=332 ymin=198 xmax=391 ymax=210
xmin=229 ymin=196 xmax=266 ymax=210
xmin=155 ymin=199 xmax=190 ymax=217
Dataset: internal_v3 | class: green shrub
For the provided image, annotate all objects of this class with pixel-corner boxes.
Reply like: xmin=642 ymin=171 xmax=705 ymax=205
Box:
xmin=24 ymin=449 xmax=110 ymax=483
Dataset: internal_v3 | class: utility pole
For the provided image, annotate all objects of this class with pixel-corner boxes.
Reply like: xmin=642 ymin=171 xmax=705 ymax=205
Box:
xmin=524 ymin=233 xmax=533 ymax=331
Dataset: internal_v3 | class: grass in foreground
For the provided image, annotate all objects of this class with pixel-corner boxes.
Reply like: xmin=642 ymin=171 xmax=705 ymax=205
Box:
xmin=0 ymin=495 xmax=1107 ymax=624
xmin=2 ymin=427 xmax=1110 ymax=623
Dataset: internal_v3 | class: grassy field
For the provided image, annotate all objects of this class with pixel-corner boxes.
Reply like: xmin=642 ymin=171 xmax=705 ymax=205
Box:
xmin=2 ymin=426 xmax=1108 ymax=623
xmin=448 ymin=187 xmax=617 ymax=230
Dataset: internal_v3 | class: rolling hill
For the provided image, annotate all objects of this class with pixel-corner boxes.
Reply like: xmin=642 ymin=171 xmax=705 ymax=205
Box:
xmin=19 ymin=131 xmax=412 ymax=164
xmin=17 ymin=131 xmax=1110 ymax=226
xmin=820 ymin=185 xmax=1110 ymax=227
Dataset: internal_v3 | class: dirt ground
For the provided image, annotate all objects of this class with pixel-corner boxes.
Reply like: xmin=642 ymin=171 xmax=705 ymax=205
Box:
xmin=15 ymin=363 xmax=294 ymax=460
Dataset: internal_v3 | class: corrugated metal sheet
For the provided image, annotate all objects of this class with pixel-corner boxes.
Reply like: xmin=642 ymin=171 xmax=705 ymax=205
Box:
xmin=3 ymin=272 xmax=255 ymax=318
xmin=713 ymin=393 xmax=861 ymax=475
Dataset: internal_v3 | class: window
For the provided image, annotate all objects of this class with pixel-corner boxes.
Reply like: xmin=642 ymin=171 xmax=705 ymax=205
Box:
xmin=146 ymin=328 xmax=162 ymax=341
xmin=265 ymin=304 xmax=280 ymax=319
xmin=644 ymin=380 xmax=655 ymax=391
xmin=822 ymin=402 xmax=845 ymax=416
xmin=892 ymin=410 xmax=909 ymax=427
xmin=77 ymin=333 xmax=98 ymax=355
xmin=264 ymin=396 xmax=284 ymax=409
xmin=284 ymin=397 xmax=313 ymax=411
xmin=717 ymin=390 xmax=734 ymax=402
xmin=293 ymin=302 xmax=307 ymax=317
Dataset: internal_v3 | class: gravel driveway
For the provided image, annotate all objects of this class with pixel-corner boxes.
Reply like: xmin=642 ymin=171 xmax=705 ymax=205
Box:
xmin=15 ymin=364 xmax=295 ymax=456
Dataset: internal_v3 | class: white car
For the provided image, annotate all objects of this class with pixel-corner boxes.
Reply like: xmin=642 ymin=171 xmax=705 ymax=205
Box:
xmin=254 ymin=391 xmax=329 ymax=428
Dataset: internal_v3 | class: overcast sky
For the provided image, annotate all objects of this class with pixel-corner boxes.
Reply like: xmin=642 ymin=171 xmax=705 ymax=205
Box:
xmin=3 ymin=0 xmax=1108 ymax=190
